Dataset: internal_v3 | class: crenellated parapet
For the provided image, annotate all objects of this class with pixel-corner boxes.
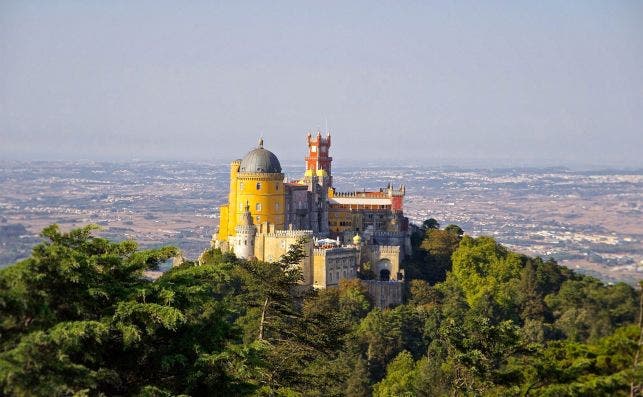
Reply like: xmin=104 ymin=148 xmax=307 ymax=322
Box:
xmin=313 ymin=246 xmax=358 ymax=256
xmin=236 ymin=172 xmax=284 ymax=181
xmin=373 ymin=230 xmax=407 ymax=238
xmin=264 ymin=229 xmax=313 ymax=238
xmin=367 ymin=245 xmax=401 ymax=254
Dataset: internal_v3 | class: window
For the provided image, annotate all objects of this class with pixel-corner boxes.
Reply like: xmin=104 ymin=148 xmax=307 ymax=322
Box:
xmin=256 ymin=202 xmax=261 ymax=211
xmin=276 ymin=202 xmax=280 ymax=210
xmin=239 ymin=182 xmax=244 ymax=190
xmin=256 ymin=182 xmax=261 ymax=190
xmin=256 ymin=216 xmax=260 ymax=222
xmin=276 ymin=183 xmax=279 ymax=190
xmin=311 ymin=146 xmax=317 ymax=152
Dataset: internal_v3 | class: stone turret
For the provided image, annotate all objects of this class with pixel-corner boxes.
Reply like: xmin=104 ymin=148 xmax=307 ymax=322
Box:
xmin=233 ymin=202 xmax=256 ymax=259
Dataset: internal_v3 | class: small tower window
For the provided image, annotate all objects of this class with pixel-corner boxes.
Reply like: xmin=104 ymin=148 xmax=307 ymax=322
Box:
xmin=256 ymin=203 xmax=261 ymax=211
xmin=276 ymin=202 xmax=280 ymax=210
xmin=276 ymin=183 xmax=279 ymax=190
xmin=240 ymin=182 xmax=244 ymax=190
xmin=256 ymin=216 xmax=260 ymax=222
xmin=256 ymin=182 xmax=261 ymax=190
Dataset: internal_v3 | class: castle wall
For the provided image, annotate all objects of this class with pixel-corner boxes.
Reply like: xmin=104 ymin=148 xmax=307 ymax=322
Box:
xmin=218 ymin=204 xmax=229 ymax=239
xmin=235 ymin=172 xmax=285 ymax=229
xmin=285 ymin=186 xmax=311 ymax=230
xmin=361 ymin=245 xmax=402 ymax=281
xmin=254 ymin=229 xmax=314 ymax=285
xmin=312 ymin=247 xmax=359 ymax=289
xmin=362 ymin=280 xmax=403 ymax=308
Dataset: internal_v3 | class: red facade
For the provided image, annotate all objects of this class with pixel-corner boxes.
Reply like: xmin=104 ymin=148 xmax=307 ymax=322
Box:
xmin=305 ymin=131 xmax=332 ymax=178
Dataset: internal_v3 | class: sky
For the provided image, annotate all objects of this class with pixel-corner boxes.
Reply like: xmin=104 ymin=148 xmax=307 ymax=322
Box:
xmin=1 ymin=1 xmax=642 ymax=168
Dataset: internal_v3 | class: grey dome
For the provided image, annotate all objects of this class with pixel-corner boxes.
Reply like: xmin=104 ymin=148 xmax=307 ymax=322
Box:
xmin=239 ymin=140 xmax=282 ymax=173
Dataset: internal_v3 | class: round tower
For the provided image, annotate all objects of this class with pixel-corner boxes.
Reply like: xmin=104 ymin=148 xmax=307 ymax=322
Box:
xmin=233 ymin=202 xmax=257 ymax=259
xmin=235 ymin=138 xmax=286 ymax=229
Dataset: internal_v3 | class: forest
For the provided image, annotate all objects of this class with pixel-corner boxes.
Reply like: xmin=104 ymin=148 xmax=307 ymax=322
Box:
xmin=1 ymin=221 xmax=642 ymax=396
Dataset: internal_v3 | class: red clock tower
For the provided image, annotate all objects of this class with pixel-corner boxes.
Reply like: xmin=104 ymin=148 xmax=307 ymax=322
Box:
xmin=305 ymin=131 xmax=332 ymax=185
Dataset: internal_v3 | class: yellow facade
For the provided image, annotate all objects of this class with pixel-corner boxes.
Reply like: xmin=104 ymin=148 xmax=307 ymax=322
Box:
xmin=329 ymin=208 xmax=353 ymax=234
xmin=218 ymin=161 xmax=285 ymax=240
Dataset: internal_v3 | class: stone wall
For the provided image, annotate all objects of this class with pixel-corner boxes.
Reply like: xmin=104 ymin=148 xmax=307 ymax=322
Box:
xmin=362 ymin=280 xmax=403 ymax=308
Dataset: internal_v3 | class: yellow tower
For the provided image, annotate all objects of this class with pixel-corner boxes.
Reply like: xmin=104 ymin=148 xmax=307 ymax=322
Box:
xmin=217 ymin=139 xmax=285 ymax=241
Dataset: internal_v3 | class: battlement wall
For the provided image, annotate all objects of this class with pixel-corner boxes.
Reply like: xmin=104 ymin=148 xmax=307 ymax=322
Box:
xmin=368 ymin=245 xmax=401 ymax=254
xmin=334 ymin=191 xmax=388 ymax=198
xmin=262 ymin=229 xmax=313 ymax=238
xmin=313 ymin=247 xmax=358 ymax=257
xmin=373 ymin=230 xmax=406 ymax=238
xmin=362 ymin=280 xmax=403 ymax=308
xmin=236 ymin=172 xmax=284 ymax=181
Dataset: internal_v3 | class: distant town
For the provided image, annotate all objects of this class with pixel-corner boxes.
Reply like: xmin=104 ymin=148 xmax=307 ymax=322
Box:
xmin=0 ymin=161 xmax=641 ymax=285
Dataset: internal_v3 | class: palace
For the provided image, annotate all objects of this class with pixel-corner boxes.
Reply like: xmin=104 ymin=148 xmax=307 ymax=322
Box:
xmin=212 ymin=131 xmax=410 ymax=298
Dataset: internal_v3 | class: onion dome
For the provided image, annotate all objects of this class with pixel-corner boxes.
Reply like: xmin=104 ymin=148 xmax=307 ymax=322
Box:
xmin=239 ymin=138 xmax=282 ymax=173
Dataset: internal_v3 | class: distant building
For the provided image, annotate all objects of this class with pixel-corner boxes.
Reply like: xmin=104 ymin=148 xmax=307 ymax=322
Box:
xmin=212 ymin=131 xmax=409 ymax=305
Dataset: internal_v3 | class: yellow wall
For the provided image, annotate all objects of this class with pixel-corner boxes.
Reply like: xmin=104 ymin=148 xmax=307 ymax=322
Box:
xmin=329 ymin=208 xmax=353 ymax=234
xmin=217 ymin=161 xmax=286 ymax=240
xmin=312 ymin=253 xmax=327 ymax=288
xmin=223 ymin=161 xmax=240 ymax=238
xmin=255 ymin=232 xmax=313 ymax=284
xmin=235 ymin=173 xmax=285 ymax=230
xmin=218 ymin=204 xmax=229 ymax=238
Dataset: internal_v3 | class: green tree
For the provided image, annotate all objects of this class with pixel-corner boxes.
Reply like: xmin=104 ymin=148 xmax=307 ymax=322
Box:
xmin=422 ymin=218 xmax=440 ymax=231
xmin=545 ymin=277 xmax=637 ymax=341
xmin=346 ymin=356 xmax=371 ymax=397
xmin=444 ymin=224 xmax=464 ymax=237
xmin=449 ymin=236 xmax=522 ymax=317
xmin=372 ymin=350 xmax=417 ymax=397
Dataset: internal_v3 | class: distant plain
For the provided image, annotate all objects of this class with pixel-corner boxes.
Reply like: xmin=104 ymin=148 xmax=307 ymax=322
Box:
xmin=0 ymin=161 xmax=640 ymax=284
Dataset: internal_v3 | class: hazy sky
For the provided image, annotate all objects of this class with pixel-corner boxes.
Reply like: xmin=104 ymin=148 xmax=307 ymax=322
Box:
xmin=1 ymin=1 xmax=642 ymax=167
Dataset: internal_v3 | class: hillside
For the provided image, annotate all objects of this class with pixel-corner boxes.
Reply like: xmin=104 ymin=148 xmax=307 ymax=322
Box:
xmin=0 ymin=223 xmax=642 ymax=396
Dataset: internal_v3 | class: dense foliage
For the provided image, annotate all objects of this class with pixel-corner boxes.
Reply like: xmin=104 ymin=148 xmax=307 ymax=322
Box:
xmin=1 ymin=222 xmax=642 ymax=396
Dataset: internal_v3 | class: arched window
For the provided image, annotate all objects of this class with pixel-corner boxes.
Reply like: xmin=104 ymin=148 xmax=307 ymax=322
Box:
xmin=239 ymin=182 xmax=244 ymax=190
xmin=275 ymin=183 xmax=279 ymax=190
xmin=275 ymin=202 xmax=280 ymax=210
xmin=256 ymin=215 xmax=260 ymax=222
xmin=256 ymin=182 xmax=261 ymax=190
xmin=256 ymin=202 xmax=261 ymax=211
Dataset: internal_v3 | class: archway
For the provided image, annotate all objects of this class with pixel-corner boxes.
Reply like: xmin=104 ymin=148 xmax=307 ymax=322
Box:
xmin=374 ymin=258 xmax=392 ymax=281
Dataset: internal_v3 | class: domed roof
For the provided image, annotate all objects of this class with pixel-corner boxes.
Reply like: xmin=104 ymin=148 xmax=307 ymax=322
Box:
xmin=239 ymin=139 xmax=282 ymax=173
